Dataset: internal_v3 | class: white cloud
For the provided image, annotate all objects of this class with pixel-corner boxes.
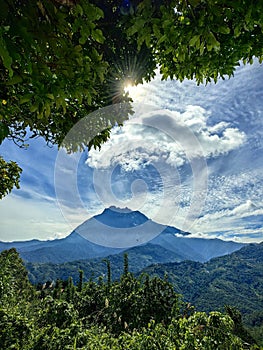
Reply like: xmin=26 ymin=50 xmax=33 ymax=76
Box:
xmin=196 ymin=200 xmax=263 ymax=224
xmin=231 ymin=200 xmax=258 ymax=216
xmin=179 ymin=229 xmax=262 ymax=243
xmin=204 ymin=170 xmax=263 ymax=214
xmin=188 ymin=200 xmax=263 ymax=243
xmin=87 ymin=105 xmax=246 ymax=172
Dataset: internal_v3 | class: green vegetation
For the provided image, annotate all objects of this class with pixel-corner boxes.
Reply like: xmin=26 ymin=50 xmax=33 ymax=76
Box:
xmin=1 ymin=0 xmax=263 ymax=197
xmin=25 ymin=243 xmax=182 ymax=284
xmin=0 ymin=156 xmax=22 ymax=199
xmin=1 ymin=248 xmax=261 ymax=349
xmin=127 ymin=0 xmax=263 ymax=84
xmin=141 ymin=243 xmax=263 ymax=346
xmin=25 ymin=242 xmax=263 ymax=346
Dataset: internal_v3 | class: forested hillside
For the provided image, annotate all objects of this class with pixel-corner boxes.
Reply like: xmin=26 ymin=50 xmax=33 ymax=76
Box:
xmin=26 ymin=243 xmax=182 ymax=284
xmin=0 ymin=248 xmax=261 ymax=349
xmin=141 ymin=243 xmax=263 ymax=345
xmin=24 ymin=236 xmax=245 ymax=284
xmin=23 ymin=242 xmax=263 ymax=346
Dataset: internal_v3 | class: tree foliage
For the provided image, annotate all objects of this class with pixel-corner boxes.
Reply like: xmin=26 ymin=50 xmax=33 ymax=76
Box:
xmin=0 ymin=248 xmax=260 ymax=349
xmin=0 ymin=156 xmax=22 ymax=199
xmin=126 ymin=0 xmax=263 ymax=84
xmin=0 ymin=248 xmax=33 ymax=303
xmin=0 ymin=0 xmax=149 ymax=150
xmin=24 ymin=242 xmax=263 ymax=345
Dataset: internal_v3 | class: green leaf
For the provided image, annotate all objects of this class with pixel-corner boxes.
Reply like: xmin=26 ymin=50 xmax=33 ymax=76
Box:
xmin=153 ymin=23 xmax=161 ymax=38
xmin=6 ymin=75 xmax=22 ymax=85
xmin=127 ymin=18 xmax=145 ymax=36
xmin=92 ymin=29 xmax=104 ymax=44
xmin=145 ymin=31 xmax=151 ymax=47
xmin=79 ymin=25 xmax=91 ymax=45
xmin=0 ymin=32 xmax=13 ymax=77
xmin=206 ymin=32 xmax=220 ymax=51
xmin=74 ymin=45 xmax=82 ymax=52
xmin=29 ymin=103 xmax=39 ymax=113
xmin=218 ymin=26 xmax=230 ymax=35
xmin=189 ymin=35 xmax=200 ymax=48
xmin=0 ymin=122 xmax=9 ymax=144
xmin=200 ymin=42 xmax=205 ymax=55
xmin=44 ymin=103 xmax=51 ymax=117
xmin=75 ymin=4 xmax=83 ymax=16
xmin=46 ymin=93 xmax=54 ymax=100
xmin=157 ymin=35 xmax=166 ymax=45
xmin=93 ymin=5 xmax=104 ymax=20
xmin=20 ymin=95 xmax=32 ymax=104
xmin=234 ymin=26 xmax=241 ymax=37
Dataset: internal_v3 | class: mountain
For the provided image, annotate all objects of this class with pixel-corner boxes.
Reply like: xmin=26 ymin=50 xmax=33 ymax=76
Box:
xmin=140 ymin=242 xmax=263 ymax=346
xmin=26 ymin=243 xmax=183 ymax=284
xmin=0 ymin=206 xmax=245 ymax=263
xmin=140 ymin=243 xmax=263 ymax=323
xmin=91 ymin=206 xmax=149 ymax=227
xmin=0 ymin=232 xmax=123 ymax=263
xmin=75 ymin=206 xmax=190 ymax=249
xmin=151 ymin=234 xmax=244 ymax=262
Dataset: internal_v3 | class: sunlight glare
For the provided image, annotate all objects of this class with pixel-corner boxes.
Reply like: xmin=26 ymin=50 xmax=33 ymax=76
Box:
xmin=124 ymin=81 xmax=144 ymax=101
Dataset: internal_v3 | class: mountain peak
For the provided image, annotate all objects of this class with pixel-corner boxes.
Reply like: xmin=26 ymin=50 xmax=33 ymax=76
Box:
xmin=103 ymin=206 xmax=134 ymax=214
xmin=95 ymin=206 xmax=149 ymax=228
xmin=0 ymin=205 xmax=246 ymax=263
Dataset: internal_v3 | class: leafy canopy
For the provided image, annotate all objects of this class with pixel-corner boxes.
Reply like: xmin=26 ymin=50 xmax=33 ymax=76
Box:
xmin=0 ymin=156 xmax=22 ymax=199
xmin=0 ymin=0 xmax=263 ymax=198
xmin=0 ymin=0 xmax=155 ymax=150
xmin=127 ymin=0 xmax=263 ymax=83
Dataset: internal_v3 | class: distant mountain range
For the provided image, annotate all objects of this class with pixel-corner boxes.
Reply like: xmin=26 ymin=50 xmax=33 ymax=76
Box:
xmin=26 ymin=241 xmax=263 ymax=317
xmin=0 ymin=206 xmax=245 ymax=264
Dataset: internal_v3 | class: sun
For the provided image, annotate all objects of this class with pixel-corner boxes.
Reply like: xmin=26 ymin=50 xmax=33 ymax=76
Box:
xmin=123 ymin=81 xmax=145 ymax=102
xmin=124 ymin=82 xmax=134 ymax=94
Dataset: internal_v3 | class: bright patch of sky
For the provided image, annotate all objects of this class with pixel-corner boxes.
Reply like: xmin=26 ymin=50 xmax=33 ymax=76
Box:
xmin=0 ymin=61 xmax=262 ymax=243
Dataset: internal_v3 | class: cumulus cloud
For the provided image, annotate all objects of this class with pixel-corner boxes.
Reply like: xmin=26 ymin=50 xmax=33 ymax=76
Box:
xmin=86 ymin=105 xmax=246 ymax=172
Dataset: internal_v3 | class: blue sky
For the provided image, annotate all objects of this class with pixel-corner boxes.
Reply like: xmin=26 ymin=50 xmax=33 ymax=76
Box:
xmin=0 ymin=61 xmax=262 ymax=243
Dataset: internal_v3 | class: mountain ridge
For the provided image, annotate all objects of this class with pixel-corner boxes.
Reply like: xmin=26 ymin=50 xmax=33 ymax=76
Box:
xmin=139 ymin=242 xmax=263 ymax=318
xmin=0 ymin=206 xmax=245 ymax=263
